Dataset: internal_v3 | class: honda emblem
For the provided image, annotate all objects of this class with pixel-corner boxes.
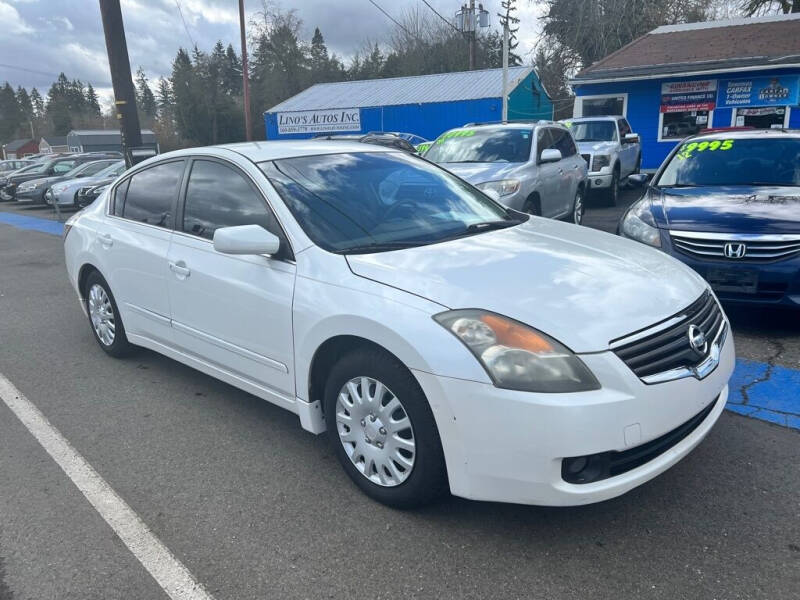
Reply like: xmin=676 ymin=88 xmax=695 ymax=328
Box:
xmin=723 ymin=242 xmax=746 ymax=259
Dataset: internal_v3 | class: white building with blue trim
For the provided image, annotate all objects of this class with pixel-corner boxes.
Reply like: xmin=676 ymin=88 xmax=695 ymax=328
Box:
xmin=570 ymin=14 xmax=800 ymax=171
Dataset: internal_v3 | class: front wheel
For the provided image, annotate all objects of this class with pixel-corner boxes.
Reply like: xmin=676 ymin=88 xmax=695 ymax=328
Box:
xmin=324 ymin=348 xmax=448 ymax=508
xmin=604 ymin=167 xmax=620 ymax=207
xmin=571 ymin=188 xmax=585 ymax=225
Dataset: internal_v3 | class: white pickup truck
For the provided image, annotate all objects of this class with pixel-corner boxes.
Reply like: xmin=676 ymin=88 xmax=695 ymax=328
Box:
xmin=561 ymin=116 xmax=641 ymax=206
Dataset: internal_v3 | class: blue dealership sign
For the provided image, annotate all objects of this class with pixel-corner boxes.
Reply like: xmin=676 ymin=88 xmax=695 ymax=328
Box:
xmin=717 ymin=75 xmax=800 ymax=108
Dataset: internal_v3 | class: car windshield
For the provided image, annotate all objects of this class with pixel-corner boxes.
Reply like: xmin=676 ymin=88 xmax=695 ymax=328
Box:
xmin=423 ymin=128 xmax=532 ymax=163
xmin=567 ymin=121 xmax=617 ymax=142
xmin=657 ymin=137 xmax=800 ymax=187
xmin=259 ymin=151 xmax=522 ymax=253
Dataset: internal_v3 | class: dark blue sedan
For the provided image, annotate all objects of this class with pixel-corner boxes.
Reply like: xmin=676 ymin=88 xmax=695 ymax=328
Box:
xmin=619 ymin=130 xmax=800 ymax=307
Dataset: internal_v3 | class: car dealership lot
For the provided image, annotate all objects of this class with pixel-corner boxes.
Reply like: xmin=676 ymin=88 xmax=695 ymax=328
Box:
xmin=0 ymin=201 xmax=798 ymax=599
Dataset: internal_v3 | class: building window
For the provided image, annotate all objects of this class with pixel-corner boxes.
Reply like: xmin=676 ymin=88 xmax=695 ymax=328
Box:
xmin=732 ymin=106 xmax=789 ymax=129
xmin=575 ymin=94 xmax=627 ymax=117
xmin=659 ymin=110 xmax=712 ymax=141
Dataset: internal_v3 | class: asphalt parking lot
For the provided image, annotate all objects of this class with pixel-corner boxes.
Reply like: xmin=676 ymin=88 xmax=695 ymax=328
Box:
xmin=1 ymin=196 xmax=798 ymax=600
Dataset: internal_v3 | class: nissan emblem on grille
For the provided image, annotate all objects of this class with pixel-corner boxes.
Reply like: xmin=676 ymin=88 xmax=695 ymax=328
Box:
xmin=687 ymin=324 xmax=708 ymax=355
xmin=723 ymin=242 xmax=747 ymax=259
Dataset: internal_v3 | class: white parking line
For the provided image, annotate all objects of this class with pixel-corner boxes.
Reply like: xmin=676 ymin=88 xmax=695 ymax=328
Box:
xmin=0 ymin=373 xmax=216 ymax=600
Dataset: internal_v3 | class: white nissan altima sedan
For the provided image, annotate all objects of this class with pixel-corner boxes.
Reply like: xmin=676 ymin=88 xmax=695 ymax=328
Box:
xmin=63 ymin=141 xmax=735 ymax=508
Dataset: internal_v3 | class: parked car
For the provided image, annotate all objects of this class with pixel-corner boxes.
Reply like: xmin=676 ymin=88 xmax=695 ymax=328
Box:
xmin=619 ymin=129 xmax=800 ymax=308
xmin=0 ymin=163 xmax=45 ymax=200
xmin=46 ymin=160 xmax=126 ymax=207
xmin=423 ymin=122 xmax=589 ymax=224
xmin=17 ymin=158 xmax=121 ymax=205
xmin=64 ymin=141 xmax=733 ymax=508
xmin=313 ymin=132 xmax=419 ymax=153
xmin=0 ymin=159 xmax=34 ymax=176
xmin=1 ymin=154 xmax=119 ymax=201
xmin=561 ymin=116 xmax=641 ymax=206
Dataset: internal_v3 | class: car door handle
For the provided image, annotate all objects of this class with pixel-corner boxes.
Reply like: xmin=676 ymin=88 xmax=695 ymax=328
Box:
xmin=99 ymin=233 xmax=113 ymax=248
xmin=169 ymin=261 xmax=191 ymax=278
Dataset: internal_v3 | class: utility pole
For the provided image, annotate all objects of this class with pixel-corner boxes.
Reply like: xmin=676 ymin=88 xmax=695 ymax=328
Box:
xmin=238 ymin=0 xmax=252 ymax=141
xmin=98 ymin=0 xmax=141 ymax=167
xmin=456 ymin=1 xmax=489 ymax=70
xmin=502 ymin=21 xmax=508 ymax=121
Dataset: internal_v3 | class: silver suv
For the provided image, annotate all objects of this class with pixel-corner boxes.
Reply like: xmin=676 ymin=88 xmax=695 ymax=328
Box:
xmin=423 ymin=121 xmax=589 ymax=224
xmin=561 ymin=116 xmax=641 ymax=206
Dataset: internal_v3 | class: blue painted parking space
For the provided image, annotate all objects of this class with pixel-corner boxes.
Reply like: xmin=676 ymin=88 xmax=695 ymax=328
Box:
xmin=0 ymin=212 xmax=64 ymax=236
xmin=2 ymin=212 xmax=798 ymax=430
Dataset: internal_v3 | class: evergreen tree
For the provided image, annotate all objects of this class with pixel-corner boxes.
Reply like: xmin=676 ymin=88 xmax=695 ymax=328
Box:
xmin=498 ymin=0 xmax=522 ymax=67
xmin=85 ymin=83 xmax=102 ymax=117
xmin=223 ymin=44 xmax=242 ymax=95
xmin=30 ymin=87 xmax=44 ymax=118
xmin=45 ymin=74 xmax=73 ymax=135
xmin=0 ymin=82 xmax=22 ymax=142
xmin=135 ymin=67 xmax=158 ymax=118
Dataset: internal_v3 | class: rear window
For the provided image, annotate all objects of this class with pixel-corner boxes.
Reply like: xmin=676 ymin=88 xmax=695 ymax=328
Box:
xmin=657 ymin=137 xmax=800 ymax=187
xmin=423 ymin=128 xmax=532 ymax=163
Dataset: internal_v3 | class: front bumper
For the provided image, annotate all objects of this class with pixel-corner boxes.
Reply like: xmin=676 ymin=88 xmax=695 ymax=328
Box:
xmin=16 ymin=188 xmax=46 ymax=204
xmin=588 ymin=172 xmax=613 ymax=189
xmin=661 ymin=233 xmax=800 ymax=308
xmin=412 ymin=329 xmax=734 ymax=506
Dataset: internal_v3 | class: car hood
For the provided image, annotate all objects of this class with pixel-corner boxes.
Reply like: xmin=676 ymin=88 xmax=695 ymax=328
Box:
xmin=346 ymin=218 xmax=707 ymax=352
xmin=653 ymin=185 xmax=800 ymax=233
xmin=441 ymin=162 xmax=524 ymax=185
xmin=575 ymin=141 xmax=617 ymax=154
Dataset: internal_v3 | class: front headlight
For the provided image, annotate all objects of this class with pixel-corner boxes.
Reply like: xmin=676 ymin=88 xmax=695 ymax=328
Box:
xmin=476 ymin=179 xmax=521 ymax=197
xmin=434 ymin=310 xmax=600 ymax=393
xmin=621 ymin=197 xmax=661 ymax=247
xmin=592 ymin=155 xmax=610 ymax=171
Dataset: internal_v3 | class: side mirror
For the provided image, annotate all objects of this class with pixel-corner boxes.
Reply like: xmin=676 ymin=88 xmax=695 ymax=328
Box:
xmin=628 ymin=173 xmax=650 ymax=186
xmin=213 ymin=224 xmax=281 ymax=256
xmin=624 ymin=133 xmax=640 ymax=144
xmin=540 ymin=148 xmax=562 ymax=164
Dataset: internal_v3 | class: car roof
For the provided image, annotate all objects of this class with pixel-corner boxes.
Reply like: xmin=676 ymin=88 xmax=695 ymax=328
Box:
xmin=161 ymin=140 xmax=397 ymax=163
xmin=687 ymin=128 xmax=800 ymax=141
xmin=563 ymin=116 xmax=623 ymax=122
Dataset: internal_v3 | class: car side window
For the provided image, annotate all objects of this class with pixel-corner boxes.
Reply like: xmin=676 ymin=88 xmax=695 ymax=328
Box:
xmin=53 ymin=161 xmax=76 ymax=174
xmin=536 ymin=128 xmax=553 ymax=161
xmin=112 ymin=179 xmax=129 ymax=217
xmin=549 ymin=128 xmax=577 ymax=158
xmin=121 ymin=161 xmax=183 ymax=228
xmin=182 ymin=159 xmax=282 ymax=242
xmin=618 ymin=119 xmax=631 ymax=138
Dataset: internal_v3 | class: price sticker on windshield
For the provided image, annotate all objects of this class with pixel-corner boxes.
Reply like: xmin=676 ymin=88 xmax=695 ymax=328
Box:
xmin=676 ymin=139 xmax=734 ymax=160
xmin=436 ymin=129 xmax=476 ymax=144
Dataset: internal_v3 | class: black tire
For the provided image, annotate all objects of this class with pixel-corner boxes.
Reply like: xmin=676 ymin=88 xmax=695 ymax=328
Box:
xmin=323 ymin=347 xmax=448 ymax=508
xmin=83 ymin=271 xmax=135 ymax=358
xmin=570 ymin=187 xmax=584 ymax=225
xmin=604 ymin=166 xmax=620 ymax=207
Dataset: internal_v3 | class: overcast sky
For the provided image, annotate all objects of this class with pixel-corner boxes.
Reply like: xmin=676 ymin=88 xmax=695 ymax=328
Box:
xmin=0 ymin=0 xmax=544 ymax=110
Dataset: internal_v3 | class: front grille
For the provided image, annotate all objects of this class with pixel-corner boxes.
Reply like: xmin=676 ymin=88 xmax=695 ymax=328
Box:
xmin=562 ymin=398 xmax=717 ymax=484
xmin=581 ymin=153 xmax=591 ymax=170
xmin=671 ymin=231 xmax=800 ymax=262
xmin=611 ymin=291 xmax=724 ymax=380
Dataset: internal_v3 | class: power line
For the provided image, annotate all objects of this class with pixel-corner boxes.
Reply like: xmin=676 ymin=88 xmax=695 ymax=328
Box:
xmin=365 ymin=0 xmax=414 ymax=38
xmin=419 ymin=0 xmax=460 ymax=33
xmin=0 ymin=63 xmax=64 ymax=79
xmin=173 ymin=0 xmax=196 ymax=48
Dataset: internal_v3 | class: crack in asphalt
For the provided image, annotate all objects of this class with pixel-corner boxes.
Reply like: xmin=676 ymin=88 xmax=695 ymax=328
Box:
xmin=739 ymin=339 xmax=786 ymax=405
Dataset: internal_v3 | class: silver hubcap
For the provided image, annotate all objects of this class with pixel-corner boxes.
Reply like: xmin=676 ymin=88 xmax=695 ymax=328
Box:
xmin=573 ymin=191 xmax=584 ymax=224
xmin=88 ymin=284 xmax=115 ymax=346
xmin=335 ymin=376 xmax=416 ymax=487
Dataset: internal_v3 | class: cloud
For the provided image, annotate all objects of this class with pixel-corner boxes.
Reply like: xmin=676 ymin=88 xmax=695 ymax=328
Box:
xmin=0 ymin=1 xmax=34 ymax=34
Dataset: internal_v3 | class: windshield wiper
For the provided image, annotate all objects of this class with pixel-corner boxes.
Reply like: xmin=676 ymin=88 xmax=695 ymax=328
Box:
xmin=465 ymin=219 xmax=523 ymax=232
xmin=338 ymin=241 xmax=426 ymax=254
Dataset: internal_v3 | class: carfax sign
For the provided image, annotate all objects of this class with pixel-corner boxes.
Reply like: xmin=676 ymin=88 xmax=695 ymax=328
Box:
xmin=277 ymin=108 xmax=361 ymax=134
xmin=660 ymin=80 xmax=717 ymax=113
xmin=717 ymin=76 xmax=800 ymax=108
